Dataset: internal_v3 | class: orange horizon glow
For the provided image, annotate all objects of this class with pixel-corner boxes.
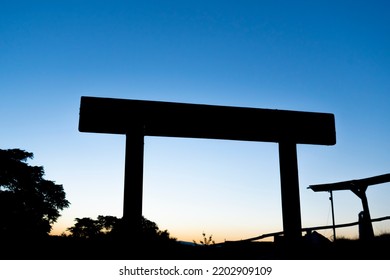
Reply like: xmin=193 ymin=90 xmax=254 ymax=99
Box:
xmin=50 ymin=221 xmax=362 ymax=243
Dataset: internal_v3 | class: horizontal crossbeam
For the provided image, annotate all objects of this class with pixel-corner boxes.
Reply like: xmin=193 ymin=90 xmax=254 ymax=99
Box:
xmin=79 ymin=96 xmax=336 ymax=145
xmin=308 ymin=173 xmax=390 ymax=192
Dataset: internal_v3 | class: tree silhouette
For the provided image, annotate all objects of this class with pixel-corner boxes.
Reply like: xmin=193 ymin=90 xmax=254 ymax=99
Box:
xmin=97 ymin=215 xmax=120 ymax=234
xmin=0 ymin=149 xmax=70 ymax=239
xmin=67 ymin=215 xmax=176 ymax=243
xmin=67 ymin=215 xmax=120 ymax=239
xmin=67 ymin=217 xmax=102 ymax=239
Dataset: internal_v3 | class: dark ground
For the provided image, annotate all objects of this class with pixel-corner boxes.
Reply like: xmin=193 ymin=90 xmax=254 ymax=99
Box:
xmin=2 ymin=234 xmax=390 ymax=260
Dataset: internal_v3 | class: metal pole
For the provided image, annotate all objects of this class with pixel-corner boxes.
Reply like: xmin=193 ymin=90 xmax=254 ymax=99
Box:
xmin=329 ymin=190 xmax=336 ymax=241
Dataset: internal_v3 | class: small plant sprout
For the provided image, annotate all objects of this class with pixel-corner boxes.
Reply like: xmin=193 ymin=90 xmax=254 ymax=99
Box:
xmin=193 ymin=232 xmax=216 ymax=246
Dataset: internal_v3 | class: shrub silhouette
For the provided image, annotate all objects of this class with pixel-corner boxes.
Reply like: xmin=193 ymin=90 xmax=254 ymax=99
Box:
xmin=193 ymin=232 xmax=216 ymax=246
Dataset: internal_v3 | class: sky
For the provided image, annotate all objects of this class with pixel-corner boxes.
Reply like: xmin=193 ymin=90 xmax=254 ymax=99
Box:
xmin=1 ymin=0 xmax=390 ymax=243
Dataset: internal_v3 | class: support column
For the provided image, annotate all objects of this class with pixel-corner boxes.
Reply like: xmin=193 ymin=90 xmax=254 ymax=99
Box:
xmin=278 ymin=141 xmax=302 ymax=243
xmin=353 ymin=186 xmax=374 ymax=240
xmin=123 ymin=124 xmax=144 ymax=240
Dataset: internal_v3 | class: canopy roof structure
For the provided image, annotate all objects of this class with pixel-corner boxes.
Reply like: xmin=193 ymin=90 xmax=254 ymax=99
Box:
xmin=308 ymin=173 xmax=390 ymax=240
xmin=308 ymin=173 xmax=390 ymax=193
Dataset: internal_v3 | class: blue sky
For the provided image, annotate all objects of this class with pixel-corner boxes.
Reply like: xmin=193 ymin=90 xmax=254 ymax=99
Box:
xmin=1 ymin=0 xmax=390 ymax=242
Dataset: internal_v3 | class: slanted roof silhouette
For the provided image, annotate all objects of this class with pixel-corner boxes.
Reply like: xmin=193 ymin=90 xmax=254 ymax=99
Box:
xmin=308 ymin=173 xmax=390 ymax=192
xmin=308 ymin=173 xmax=390 ymax=240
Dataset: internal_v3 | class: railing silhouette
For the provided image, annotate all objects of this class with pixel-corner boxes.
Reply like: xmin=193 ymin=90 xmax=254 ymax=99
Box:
xmin=222 ymin=215 xmax=390 ymax=244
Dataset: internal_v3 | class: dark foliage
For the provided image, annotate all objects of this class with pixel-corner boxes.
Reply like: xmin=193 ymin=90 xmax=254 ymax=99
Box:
xmin=66 ymin=215 xmax=176 ymax=244
xmin=0 ymin=148 xmax=70 ymax=239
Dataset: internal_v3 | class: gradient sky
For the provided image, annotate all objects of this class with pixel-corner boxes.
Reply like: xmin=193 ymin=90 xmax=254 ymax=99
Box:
xmin=1 ymin=0 xmax=390 ymax=243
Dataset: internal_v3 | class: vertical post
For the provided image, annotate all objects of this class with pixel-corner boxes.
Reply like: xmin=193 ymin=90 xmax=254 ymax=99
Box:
xmin=360 ymin=191 xmax=374 ymax=240
xmin=352 ymin=186 xmax=374 ymax=240
xmin=329 ymin=190 xmax=336 ymax=241
xmin=123 ymin=123 xmax=145 ymax=240
xmin=278 ymin=141 xmax=302 ymax=243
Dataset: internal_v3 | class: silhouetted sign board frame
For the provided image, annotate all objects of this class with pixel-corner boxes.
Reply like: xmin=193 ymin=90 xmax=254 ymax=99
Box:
xmin=79 ymin=96 xmax=336 ymax=243
xmin=79 ymin=96 xmax=336 ymax=145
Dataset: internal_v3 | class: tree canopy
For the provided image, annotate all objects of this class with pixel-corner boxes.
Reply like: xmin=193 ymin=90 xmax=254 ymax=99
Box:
xmin=0 ymin=148 xmax=70 ymax=238
xmin=67 ymin=215 xmax=176 ymax=243
xmin=67 ymin=215 xmax=119 ymax=239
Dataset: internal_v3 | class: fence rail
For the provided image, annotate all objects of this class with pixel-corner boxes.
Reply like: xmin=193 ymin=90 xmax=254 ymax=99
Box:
xmin=222 ymin=216 xmax=390 ymax=244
